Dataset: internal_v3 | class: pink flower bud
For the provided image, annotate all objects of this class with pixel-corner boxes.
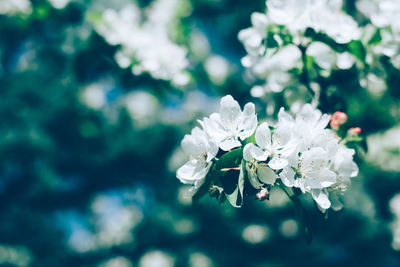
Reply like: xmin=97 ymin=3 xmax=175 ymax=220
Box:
xmin=348 ymin=127 xmax=361 ymax=135
xmin=256 ymin=188 xmax=269 ymax=201
xmin=332 ymin=111 xmax=348 ymax=124
xmin=330 ymin=119 xmax=340 ymax=130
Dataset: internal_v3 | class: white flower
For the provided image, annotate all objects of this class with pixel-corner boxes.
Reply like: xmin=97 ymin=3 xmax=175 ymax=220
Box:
xmin=389 ymin=194 xmax=400 ymax=250
xmin=295 ymin=147 xmax=337 ymax=192
xmin=320 ymin=145 xmax=359 ymax=211
xmin=266 ymin=0 xmax=360 ymax=44
xmin=275 ymin=104 xmax=345 ymax=210
xmin=0 ymin=0 xmax=32 ymax=15
xmin=291 ymin=104 xmax=332 ymax=151
xmin=332 ymin=146 xmax=359 ymax=182
xmin=242 ymin=45 xmax=302 ymax=95
xmin=292 ymin=147 xmax=337 ymax=210
xmin=176 ymin=127 xmax=218 ymax=187
xmin=247 ymin=121 xmax=298 ymax=170
xmin=93 ymin=0 xmax=190 ymax=85
xmin=238 ymin=12 xmax=269 ymax=57
xmin=203 ymin=95 xmax=257 ymax=151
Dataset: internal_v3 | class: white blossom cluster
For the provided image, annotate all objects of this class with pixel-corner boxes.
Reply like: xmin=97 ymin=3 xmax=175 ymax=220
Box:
xmin=238 ymin=0 xmax=359 ymax=97
xmin=93 ymin=0 xmax=190 ymax=86
xmin=389 ymin=194 xmax=400 ymax=250
xmin=357 ymin=0 xmax=400 ymax=69
xmin=0 ymin=0 xmax=32 ymax=15
xmin=176 ymin=95 xmax=359 ymax=212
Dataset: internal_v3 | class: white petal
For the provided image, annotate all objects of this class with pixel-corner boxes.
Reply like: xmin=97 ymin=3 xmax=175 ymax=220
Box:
xmin=337 ymin=159 xmax=359 ymax=178
xmin=280 ymin=167 xmax=295 ymax=187
xmin=176 ymin=159 xmax=209 ymax=184
xmin=300 ymin=147 xmax=327 ymax=165
xmin=330 ymin=193 xmax=344 ymax=211
xmin=207 ymin=139 xmax=219 ymax=162
xmin=279 ymin=138 xmax=298 ymax=158
xmin=305 ymin=169 xmax=337 ymax=189
xmin=238 ymin=102 xmax=258 ymax=140
xmin=257 ymin=165 xmax=277 ymax=184
xmin=316 ymin=114 xmax=331 ymax=129
xmin=319 ymin=170 xmax=337 ymax=187
xmin=277 ymin=107 xmax=294 ymax=125
xmin=269 ymin=156 xmax=288 ymax=170
xmin=181 ymin=133 xmax=205 ymax=156
xmin=311 ymin=189 xmax=331 ymax=210
xmin=244 ymin=143 xmax=269 ymax=161
xmin=203 ymin=114 xmax=227 ymax=142
xmin=255 ymin=122 xmax=271 ymax=150
xmin=243 ymin=143 xmax=254 ymax=162
xmin=219 ymin=95 xmax=242 ymax=128
xmin=218 ymin=138 xmax=241 ymax=151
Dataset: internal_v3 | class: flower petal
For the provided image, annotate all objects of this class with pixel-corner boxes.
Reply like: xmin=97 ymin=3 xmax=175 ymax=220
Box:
xmin=311 ymin=189 xmax=331 ymax=210
xmin=176 ymin=159 xmax=210 ymax=184
xmin=206 ymin=140 xmax=219 ymax=162
xmin=238 ymin=103 xmax=258 ymax=140
xmin=277 ymin=107 xmax=294 ymax=125
xmin=269 ymin=156 xmax=288 ymax=170
xmin=203 ymin=113 xmax=227 ymax=142
xmin=243 ymin=143 xmax=254 ymax=162
xmin=252 ymin=145 xmax=269 ymax=161
xmin=181 ymin=132 xmax=205 ymax=156
xmin=255 ymin=122 xmax=271 ymax=150
xmin=218 ymin=138 xmax=241 ymax=151
xmin=219 ymin=95 xmax=242 ymax=129
xmin=280 ymin=167 xmax=295 ymax=187
xmin=257 ymin=165 xmax=277 ymax=184
xmin=329 ymin=192 xmax=344 ymax=211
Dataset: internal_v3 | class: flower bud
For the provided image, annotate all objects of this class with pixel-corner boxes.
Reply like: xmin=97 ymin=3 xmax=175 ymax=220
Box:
xmin=209 ymin=185 xmax=223 ymax=199
xmin=348 ymin=127 xmax=361 ymax=136
xmin=330 ymin=111 xmax=348 ymax=130
xmin=330 ymin=119 xmax=340 ymax=130
xmin=332 ymin=111 xmax=348 ymax=124
xmin=256 ymin=188 xmax=269 ymax=201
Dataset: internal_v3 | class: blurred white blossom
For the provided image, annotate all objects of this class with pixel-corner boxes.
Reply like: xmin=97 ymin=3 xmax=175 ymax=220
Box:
xmin=238 ymin=0 xmax=360 ymax=99
xmin=267 ymin=0 xmax=360 ymax=44
xmin=367 ymin=125 xmax=400 ymax=172
xmin=93 ymin=0 xmax=190 ymax=86
xmin=0 ymin=0 xmax=32 ymax=15
xmin=389 ymin=194 xmax=400 ymax=250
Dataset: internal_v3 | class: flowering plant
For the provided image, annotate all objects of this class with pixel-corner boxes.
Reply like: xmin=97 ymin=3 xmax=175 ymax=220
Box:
xmin=176 ymin=95 xmax=361 ymax=243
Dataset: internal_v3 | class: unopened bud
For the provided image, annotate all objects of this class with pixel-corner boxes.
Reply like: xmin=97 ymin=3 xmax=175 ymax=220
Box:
xmin=330 ymin=111 xmax=348 ymax=130
xmin=332 ymin=111 xmax=348 ymax=124
xmin=209 ymin=185 xmax=223 ymax=199
xmin=330 ymin=119 xmax=340 ymax=130
xmin=256 ymin=188 xmax=269 ymax=201
xmin=348 ymin=127 xmax=361 ymax=136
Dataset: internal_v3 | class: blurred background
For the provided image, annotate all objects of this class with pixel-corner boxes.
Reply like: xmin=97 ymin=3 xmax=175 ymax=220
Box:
xmin=0 ymin=0 xmax=400 ymax=266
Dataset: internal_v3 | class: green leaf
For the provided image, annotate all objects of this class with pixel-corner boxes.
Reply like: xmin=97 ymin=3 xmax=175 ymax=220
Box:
xmin=347 ymin=40 xmax=367 ymax=65
xmin=290 ymin=195 xmax=313 ymax=245
xmin=215 ymin=148 xmax=243 ymax=170
xmin=225 ymin=160 xmax=245 ymax=208
xmin=86 ymin=11 xmax=103 ymax=24
xmin=245 ymin=132 xmax=256 ymax=145
xmin=368 ymin=28 xmax=382 ymax=45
